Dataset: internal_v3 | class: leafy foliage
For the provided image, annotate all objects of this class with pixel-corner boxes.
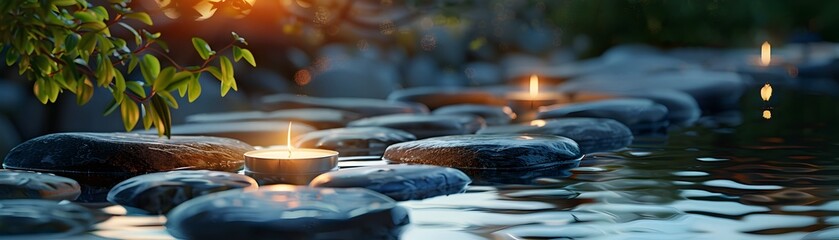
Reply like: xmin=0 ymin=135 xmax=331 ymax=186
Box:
xmin=0 ymin=0 xmax=255 ymax=138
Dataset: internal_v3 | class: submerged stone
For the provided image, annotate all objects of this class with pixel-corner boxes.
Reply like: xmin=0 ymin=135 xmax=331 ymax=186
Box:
xmin=432 ymin=104 xmax=517 ymax=126
xmin=477 ymin=118 xmax=633 ymax=154
xmin=383 ymin=134 xmax=582 ymax=170
xmin=166 ymin=185 xmax=410 ymax=240
xmin=107 ymin=170 xmax=258 ymax=215
xmin=387 ymin=87 xmax=506 ymax=110
xmin=0 ymin=199 xmax=97 ymax=238
xmin=348 ymin=114 xmax=485 ymax=139
xmin=309 ymin=165 xmax=471 ymax=201
xmin=294 ymin=127 xmax=416 ymax=157
xmin=537 ymin=99 xmax=669 ymax=135
xmin=168 ymin=121 xmax=316 ymax=146
xmin=261 ymin=94 xmax=428 ymax=118
xmin=0 ymin=170 xmax=80 ymax=201
xmin=186 ymin=108 xmax=362 ymax=129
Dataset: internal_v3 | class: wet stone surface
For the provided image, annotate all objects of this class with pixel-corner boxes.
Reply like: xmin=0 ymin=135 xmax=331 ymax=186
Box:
xmin=477 ymin=118 xmax=633 ymax=154
xmin=168 ymin=121 xmax=316 ymax=146
xmin=310 ymin=165 xmax=471 ymax=201
xmin=185 ymin=108 xmax=362 ymax=129
xmin=107 ymin=170 xmax=258 ymax=215
xmin=348 ymin=114 xmax=486 ymax=139
xmin=0 ymin=199 xmax=98 ymax=238
xmin=387 ymin=87 xmax=506 ymax=110
xmin=537 ymin=99 xmax=669 ymax=135
xmin=0 ymin=170 xmax=81 ymax=201
xmin=432 ymin=104 xmax=517 ymax=126
xmin=384 ymin=134 xmax=582 ymax=170
xmin=567 ymin=90 xmax=701 ymax=126
xmin=261 ymin=94 xmax=428 ymax=118
xmin=165 ymin=185 xmax=410 ymax=240
xmin=294 ymin=127 xmax=416 ymax=157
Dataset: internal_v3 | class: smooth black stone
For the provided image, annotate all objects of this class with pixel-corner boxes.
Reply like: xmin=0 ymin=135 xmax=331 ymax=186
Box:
xmin=383 ymin=134 xmax=582 ymax=170
xmin=294 ymin=127 xmax=416 ymax=157
xmin=348 ymin=114 xmax=486 ymax=139
xmin=537 ymin=99 xmax=669 ymax=135
xmin=386 ymin=87 xmax=506 ymax=110
xmin=477 ymin=118 xmax=633 ymax=154
xmin=186 ymin=108 xmax=362 ymax=129
xmin=107 ymin=170 xmax=258 ymax=215
xmin=567 ymin=90 xmax=701 ymax=126
xmin=0 ymin=170 xmax=80 ymax=201
xmin=309 ymin=165 xmax=471 ymax=201
xmin=166 ymin=185 xmax=410 ymax=240
xmin=168 ymin=121 xmax=316 ymax=146
xmin=261 ymin=94 xmax=429 ymax=118
xmin=0 ymin=199 xmax=97 ymax=238
xmin=432 ymin=104 xmax=517 ymax=126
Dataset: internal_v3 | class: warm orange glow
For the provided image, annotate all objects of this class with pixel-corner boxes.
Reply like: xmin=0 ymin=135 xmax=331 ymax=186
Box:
xmin=761 ymin=41 xmax=771 ymax=67
xmin=763 ymin=110 xmax=772 ymax=119
xmin=760 ymin=83 xmax=773 ymax=101
xmin=529 ymin=75 xmax=539 ymax=99
xmin=287 ymin=122 xmax=293 ymax=157
xmin=530 ymin=120 xmax=546 ymax=127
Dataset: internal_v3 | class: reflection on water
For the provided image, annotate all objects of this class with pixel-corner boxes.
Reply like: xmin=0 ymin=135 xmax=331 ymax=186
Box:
xmin=82 ymin=87 xmax=839 ymax=239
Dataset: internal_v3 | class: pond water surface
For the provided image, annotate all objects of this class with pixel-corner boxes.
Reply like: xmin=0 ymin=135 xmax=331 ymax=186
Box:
xmin=84 ymin=85 xmax=839 ymax=239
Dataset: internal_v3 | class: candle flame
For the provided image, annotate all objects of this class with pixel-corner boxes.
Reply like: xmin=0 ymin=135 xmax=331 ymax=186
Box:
xmin=762 ymin=110 xmax=772 ymax=120
xmin=760 ymin=83 xmax=772 ymax=101
xmin=287 ymin=122 xmax=293 ymax=158
xmin=529 ymin=75 xmax=539 ymax=98
xmin=761 ymin=41 xmax=771 ymax=67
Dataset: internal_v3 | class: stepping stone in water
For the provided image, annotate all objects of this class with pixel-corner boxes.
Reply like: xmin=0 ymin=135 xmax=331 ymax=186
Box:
xmin=348 ymin=114 xmax=486 ymax=139
xmin=166 ymin=185 xmax=410 ymax=239
xmin=477 ymin=118 xmax=633 ymax=154
xmin=383 ymin=134 xmax=582 ymax=170
xmin=432 ymin=104 xmax=517 ymax=126
xmin=0 ymin=199 xmax=98 ymax=238
xmin=3 ymin=133 xmax=253 ymax=202
xmin=537 ymin=99 xmax=669 ymax=135
xmin=186 ymin=108 xmax=362 ymax=129
xmin=168 ymin=121 xmax=316 ymax=146
xmin=261 ymin=94 xmax=428 ymax=118
xmin=0 ymin=170 xmax=81 ymax=201
xmin=566 ymin=90 xmax=701 ymax=126
xmin=294 ymin=127 xmax=416 ymax=157
xmin=310 ymin=165 xmax=471 ymax=201
xmin=387 ymin=87 xmax=506 ymax=110
xmin=107 ymin=170 xmax=258 ymax=215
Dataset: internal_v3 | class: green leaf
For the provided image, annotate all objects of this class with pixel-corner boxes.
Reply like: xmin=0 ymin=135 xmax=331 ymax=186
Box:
xmin=78 ymin=32 xmax=97 ymax=57
xmin=219 ymin=56 xmax=233 ymax=96
xmin=165 ymin=71 xmax=193 ymax=92
xmin=95 ymin=54 xmax=114 ymax=86
xmin=34 ymin=78 xmax=48 ymax=104
xmin=152 ymin=67 xmax=175 ymax=91
xmin=240 ymin=48 xmax=255 ymax=67
xmin=73 ymin=11 xmax=97 ymax=23
xmin=140 ymin=54 xmax=160 ymax=84
xmin=124 ymin=12 xmax=153 ymax=26
xmin=75 ymin=78 xmax=94 ymax=105
xmin=191 ymin=37 xmax=213 ymax=60
xmin=127 ymin=55 xmax=139 ymax=73
xmin=151 ymin=95 xmax=172 ymax=138
xmin=187 ymin=74 xmax=201 ymax=102
xmin=141 ymin=103 xmax=155 ymax=130
xmin=5 ymin=50 xmax=18 ymax=66
xmin=64 ymin=33 xmax=80 ymax=51
xmin=117 ymin=22 xmax=141 ymax=47
xmin=206 ymin=66 xmax=222 ymax=81
xmin=126 ymin=81 xmax=146 ymax=98
xmin=54 ymin=0 xmax=77 ymax=6
xmin=102 ymin=97 xmax=122 ymax=116
xmin=91 ymin=6 xmax=108 ymax=20
xmin=233 ymin=46 xmax=243 ymax=61
xmin=156 ymin=91 xmax=179 ymax=109
xmin=120 ymin=100 xmax=140 ymax=131
xmin=113 ymin=70 xmax=126 ymax=102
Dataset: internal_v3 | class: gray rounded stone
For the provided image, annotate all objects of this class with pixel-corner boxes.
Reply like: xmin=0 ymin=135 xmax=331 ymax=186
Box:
xmin=168 ymin=121 xmax=316 ymax=146
xmin=166 ymin=185 xmax=410 ymax=240
xmin=383 ymin=134 xmax=582 ymax=170
xmin=537 ymin=99 xmax=669 ymax=135
xmin=310 ymin=165 xmax=471 ymax=201
xmin=0 ymin=200 xmax=97 ymax=238
xmin=294 ymin=127 xmax=416 ymax=157
xmin=566 ymin=90 xmax=701 ymax=126
xmin=0 ymin=170 xmax=80 ymax=201
xmin=477 ymin=118 xmax=633 ymax=154
xmin=432 ymin=104 xmax=517 ymax=126
xmin=387 ymin=87 xmax=505 ymax=110
xmin=261 ymin=94 xmax=429 ymax=118
xmin=107 ymin=170 xmax=258 ymax=215
xmin=348 ymin=114 xmax=486 ymax=139
xmin=186 ymin=108 xmax=362 ymax=129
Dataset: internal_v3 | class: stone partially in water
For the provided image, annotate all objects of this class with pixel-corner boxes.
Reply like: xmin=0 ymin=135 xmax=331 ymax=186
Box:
xmin=165 ymin=185 xmax=410 ymax=239
xmin=432 ymin=104 xmax=517 ymax=126
xmin=0 ymin=199 xmax=97 ymax=238
xmin=309 ymin=165 xmax=471 ymax=201
xmin=537 ymin=99 xmax=669 ymax=135
xmin=261 ymin=94 xmax=428 ymax=118
xmin=477 ymin=118 xmax=633 ymax=154
xmin=348 ymin=114 xmax=486 ymax=139
xmin=186 ymin=108 xmax=362 ymax=129
xmin=387 ymin=87 xmax=506 ymax=110
xmin=294 ymin=127 xmax=416 ymax=157
xmin=168 ymin=121 xmax=316 ymax=146
xmin=0 ymin=170 xmax=80 ymax=201
xmin=567 ymin=90 xmax=701 ymax=126
xmin=383 ymin=134 xmax=582 ymax=170
xmin=107 ymin=170 xmax=258 ymax=215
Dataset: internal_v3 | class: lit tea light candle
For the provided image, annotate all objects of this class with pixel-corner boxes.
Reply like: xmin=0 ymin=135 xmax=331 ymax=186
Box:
xmin=507 ymin=75 xmax=566 ymax=122
xmin=243 ymin=122 xmax=338 ymax=185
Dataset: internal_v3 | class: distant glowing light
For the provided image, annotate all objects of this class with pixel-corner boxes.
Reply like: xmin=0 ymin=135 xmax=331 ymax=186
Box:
xmin=760 ymin=83 xmax=772 ymax=101
xmin=530 ymin=120 xmax=546 ymax=127
xmin=294 ymin=69 xmax=311 ymax=86
xmin=529 ymin=75 xmax=539 ymax=99
xmin=763 ymin=110 xmax=772 ymax=119
xmin=761 ymin=41 xmax=771 ymax=67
